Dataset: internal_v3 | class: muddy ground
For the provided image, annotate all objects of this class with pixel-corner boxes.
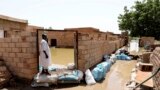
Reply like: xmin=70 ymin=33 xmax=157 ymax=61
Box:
xmin=2 ymin=60 xmax=136 ymax=90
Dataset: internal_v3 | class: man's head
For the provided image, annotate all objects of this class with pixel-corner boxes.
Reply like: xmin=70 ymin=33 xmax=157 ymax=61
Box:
xmin=42 ymin=34 xmax=48 ymax=42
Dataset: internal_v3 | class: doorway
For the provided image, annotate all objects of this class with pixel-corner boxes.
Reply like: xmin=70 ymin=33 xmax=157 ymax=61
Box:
xmin=51 ymin=39 xmax=57 ymax=47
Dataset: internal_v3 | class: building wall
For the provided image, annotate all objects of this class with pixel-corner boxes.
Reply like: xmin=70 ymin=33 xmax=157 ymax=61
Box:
xmin=0 ymin=31 xmax=38 ymax=79
xmin=77 ymin=33 xmax=124 ymax=71
xmin=0 ymin=19 xmax=27 ymax=38
xmin=140 ymin=37 xmax=155 ymax=47
xmin=38 ymin=30 xmax=75 ymax=48
xmin=150 ymin=47 xmax=160 ymax=90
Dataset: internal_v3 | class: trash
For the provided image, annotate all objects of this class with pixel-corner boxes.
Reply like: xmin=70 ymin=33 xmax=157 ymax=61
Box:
xmin=67 ymin=63 xmax=75 ymax=70
xmin=110 ymin=54 xmax=116 ymax=64
xmin=97 ymin=61 xmax=111 ymax=72
xmin=103 ymin=54 xmax=110 ymax=61
xmin=85 ymin=69 xmax=96 ymax=85
xmin=0 ymin=60 xmax=12 ymax=88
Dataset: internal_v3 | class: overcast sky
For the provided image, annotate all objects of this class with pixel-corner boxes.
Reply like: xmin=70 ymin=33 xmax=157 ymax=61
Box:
xmin=0 ymin=0 xmax=136 ymax=33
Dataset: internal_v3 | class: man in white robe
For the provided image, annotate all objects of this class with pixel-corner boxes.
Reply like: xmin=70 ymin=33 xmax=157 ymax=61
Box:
xmin=39 ymin=34 xmax=51 ymax=75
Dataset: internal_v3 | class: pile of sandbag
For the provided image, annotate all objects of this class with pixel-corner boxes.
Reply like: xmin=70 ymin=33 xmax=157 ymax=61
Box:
xmin=32 ymin=69 xmax=83 ymax=87
xmin=0 ymin=60 xmax=12 ymax=88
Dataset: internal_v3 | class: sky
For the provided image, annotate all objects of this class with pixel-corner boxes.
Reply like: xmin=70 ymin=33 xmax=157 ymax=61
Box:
xmin=0 ymin=0 xmax=136 ymax=34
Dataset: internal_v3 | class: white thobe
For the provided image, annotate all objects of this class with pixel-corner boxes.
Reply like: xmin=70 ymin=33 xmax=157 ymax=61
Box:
xmin=39 ymin=39 xmax=52 ymax=69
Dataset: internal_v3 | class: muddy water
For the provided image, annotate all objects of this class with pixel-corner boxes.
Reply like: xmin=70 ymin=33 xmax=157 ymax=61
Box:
xmin=54 ymin=60 xmax=136 ymax=90
xmin=50 ymin=48 xmax=74 ymax=66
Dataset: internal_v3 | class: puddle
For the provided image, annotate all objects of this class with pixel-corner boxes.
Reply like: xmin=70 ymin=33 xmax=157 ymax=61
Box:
xmin=50 ymin=47 xmax=74 ymax=66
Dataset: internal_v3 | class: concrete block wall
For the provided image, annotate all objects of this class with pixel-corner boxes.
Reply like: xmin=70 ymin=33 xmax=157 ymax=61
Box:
xmin=150 ymin=47 xmax=160 ymax=90
xmin=77 ymin=33 xmax=119 ymax=72
xmin=0 ymin=31 xmax=38 ymax=79
xmin=140 ymin=37 xmax=155 ymax=47
xmin=38 ymin=30 xmax=75 ymax=48
xmin=0 ymin=18 xmax=27 ymax=38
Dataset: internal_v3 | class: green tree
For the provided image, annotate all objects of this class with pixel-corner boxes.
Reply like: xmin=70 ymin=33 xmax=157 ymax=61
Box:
xmin=118 ymin=0 xmax=160 ymax=39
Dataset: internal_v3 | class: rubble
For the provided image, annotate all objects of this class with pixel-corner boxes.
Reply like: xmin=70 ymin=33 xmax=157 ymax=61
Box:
xmin=0 ymin=60 xmax=12 ymax=88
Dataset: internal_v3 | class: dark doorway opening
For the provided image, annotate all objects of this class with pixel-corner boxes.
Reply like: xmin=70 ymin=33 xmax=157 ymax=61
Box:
xmin=51 ymin=39 xmax=57 ymax=47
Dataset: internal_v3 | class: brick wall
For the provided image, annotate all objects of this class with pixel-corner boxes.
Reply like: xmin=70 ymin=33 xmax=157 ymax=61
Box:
xmin=0 ymin=18 xmax=27 ymax=38
xmin=38 ymin=30 xmax=75 ymax=48
xmin=140 ymin=37 xmax=155 ymax=47
xmin=0 ymin=31 xmax=38 ymax=79
xmin=77 ymin=33 xmax=121 ymax=71
xmin=150 ymin=47 xmax=160 ymax=90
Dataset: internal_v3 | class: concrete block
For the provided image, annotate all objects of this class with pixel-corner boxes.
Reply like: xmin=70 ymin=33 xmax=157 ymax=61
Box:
xmin=0 ymin=48 xmax=5 ymax=52
xmin=9 ymin=53 xmax=16 ymax=58
xmin=21 ymin=43 xmax=32 ymax=47
xmin=9 ymin=43 xmax=15 ymax=48
xmin=5 ymin=48 xmax=11 ymax=52
xmin=12 ymin=48 xmax=21 ymax=53
xmin=3 ymin=53 xmax=9 ymax=57
xmin=2 ymin=43 xmax=9 ymax=47
xmin=20 ymin=31 xmax=31 ymax=37
xmin=12 ymin=38 xmax=19 ymax=42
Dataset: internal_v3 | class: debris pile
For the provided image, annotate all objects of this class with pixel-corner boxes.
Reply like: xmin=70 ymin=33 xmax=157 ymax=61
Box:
xmin=0 ymin=60 xmax=12 ymax=88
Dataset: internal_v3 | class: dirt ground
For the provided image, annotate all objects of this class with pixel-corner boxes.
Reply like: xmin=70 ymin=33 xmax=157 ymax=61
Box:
xmin=2 ymin=60 xmax=136 ymax=90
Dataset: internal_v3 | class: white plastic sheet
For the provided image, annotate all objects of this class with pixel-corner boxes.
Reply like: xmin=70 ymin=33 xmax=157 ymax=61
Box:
xmin=129 ymin=40 xmax=139 ymax=52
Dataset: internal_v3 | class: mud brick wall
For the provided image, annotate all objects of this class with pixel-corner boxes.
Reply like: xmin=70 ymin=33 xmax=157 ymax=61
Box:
xmin=0 ymin=18 xmax=27 ymax=38
xmin=150 ymin=47 xmax=160 ymax=90
xmin=0 ymin=31 xmax=38 ymax=79
xmin=38 ymin=30 xmax=75 ymax=48
xmin=140 ymin=37 xmax=155 ymax=47
xmin=77 ymin=33 xmax=117 ymax=71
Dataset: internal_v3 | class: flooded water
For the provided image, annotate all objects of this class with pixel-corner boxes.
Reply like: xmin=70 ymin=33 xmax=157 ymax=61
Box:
xmin=50 ymin=47 xmax=74 ymax=66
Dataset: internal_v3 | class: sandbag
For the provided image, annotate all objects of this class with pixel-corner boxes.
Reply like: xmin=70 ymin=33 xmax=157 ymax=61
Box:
xmin=97 ymin=61 xmax=111 ymax=73
xmin=67 ymin=63 xmax=75 ymax=70
xmin=58 ymin=74 xmax=78 ymax=81
xmin=31 ymin=81 xmax=49 ymax=87
xmin=116 ymin=53 xmax=131 ymax=60
xmin=34 ymin=73 xmax=58 ymax=84
xmin=91 ymin=66 xmax=105 ymax=81
xmin=85 ymin=69 xmax=96 ymax=85
xmin=58 ymin=70 xmax=83 ymax=84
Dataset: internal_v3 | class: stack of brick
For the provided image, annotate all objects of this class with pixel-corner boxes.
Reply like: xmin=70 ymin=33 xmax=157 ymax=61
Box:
xmin=139 ymin=37 xmax=155 ymax=47
xmin=0 ymin=31 xmax=38 ymax=80
xmin=150 ymin=47 xmax=160 ymax=90
xmin=77 ymin=33 xmax=115 ymax=72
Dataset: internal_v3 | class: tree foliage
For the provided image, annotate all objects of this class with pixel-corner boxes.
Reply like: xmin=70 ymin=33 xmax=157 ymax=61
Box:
xmin=118 ymin=0 xmax=160 ymax=39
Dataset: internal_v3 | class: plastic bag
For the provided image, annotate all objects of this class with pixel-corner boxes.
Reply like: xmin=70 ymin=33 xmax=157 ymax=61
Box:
xmin=85 ymin=69 xmax=96 ymax=85
xmin=91 ymin=67 xmax=105 ymax=81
